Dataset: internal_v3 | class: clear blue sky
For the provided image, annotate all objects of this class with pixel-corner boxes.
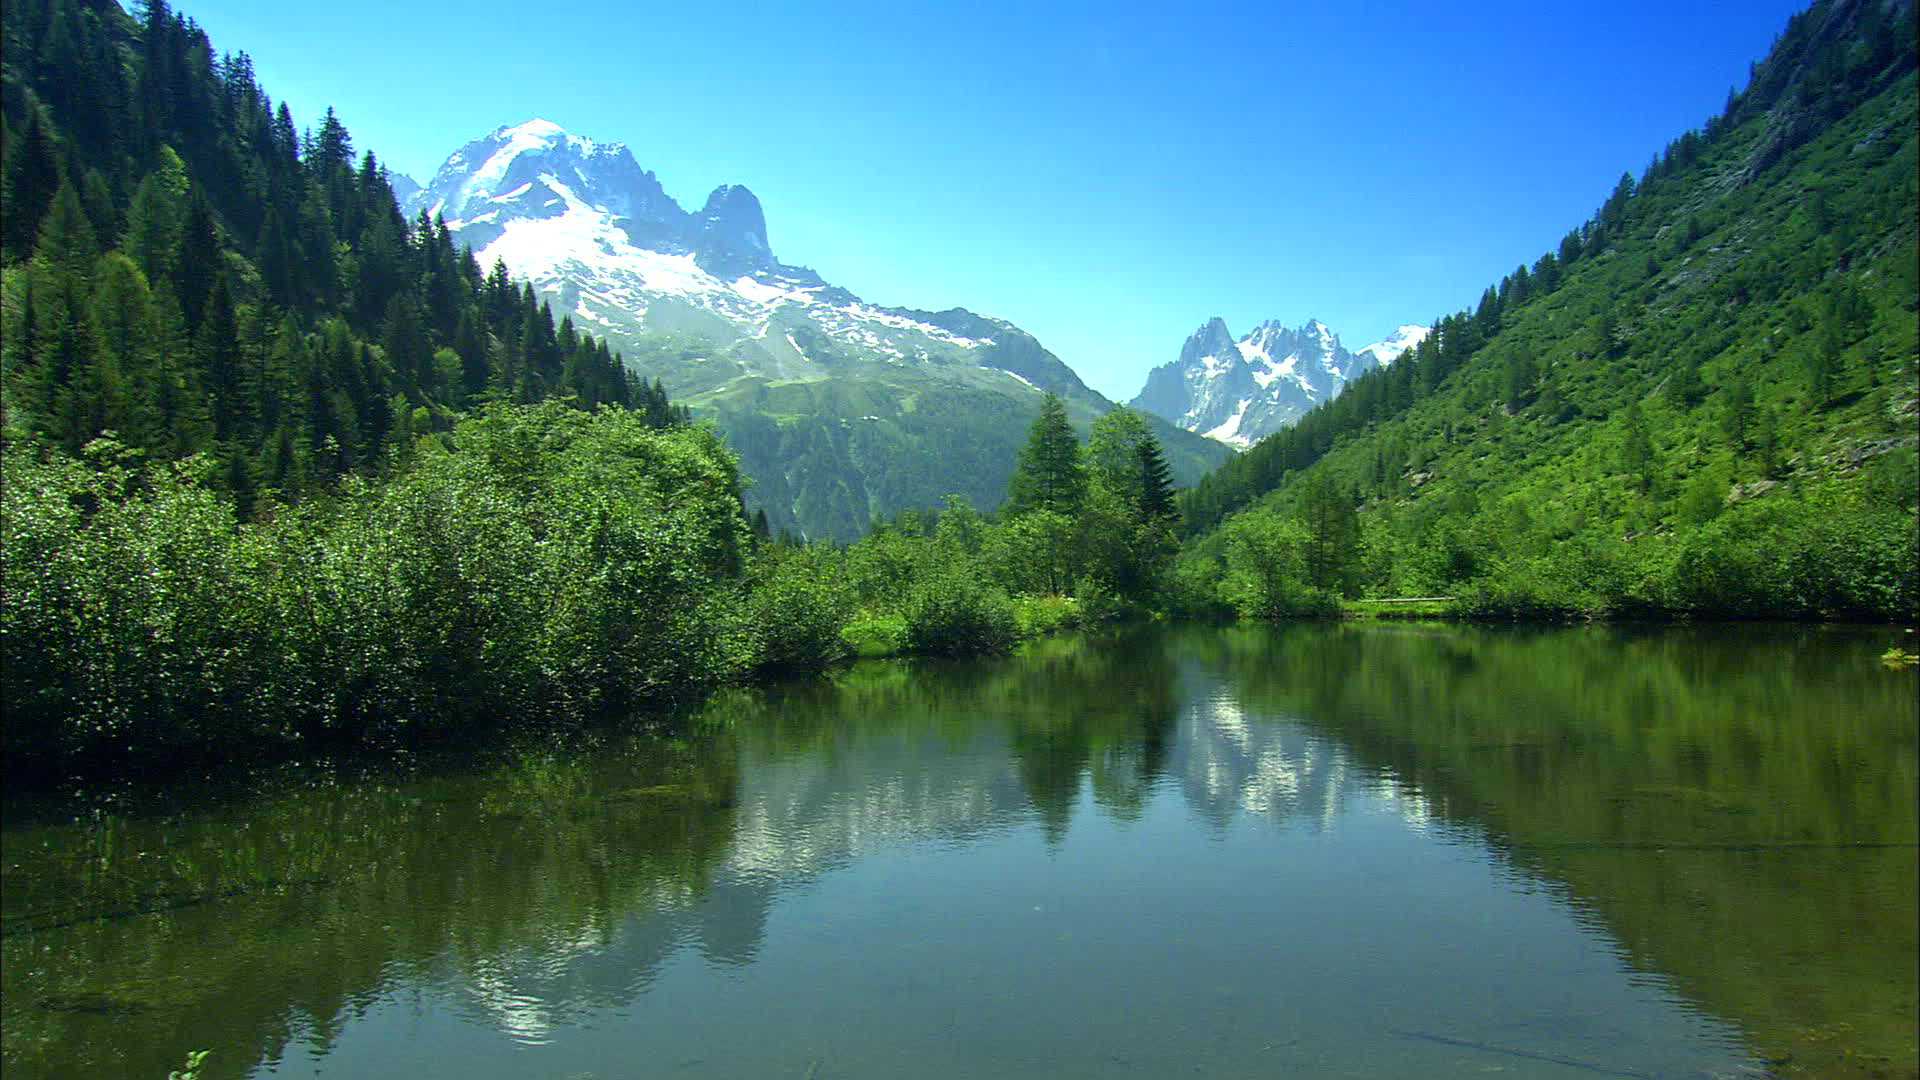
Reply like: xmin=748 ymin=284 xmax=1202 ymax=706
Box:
xmin=177 ymin=0 xmax=1806 ymax=400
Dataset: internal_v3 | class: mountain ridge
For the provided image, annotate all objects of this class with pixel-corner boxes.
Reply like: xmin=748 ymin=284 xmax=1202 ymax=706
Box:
xmin=403 ymin=118 xmax=1230 ymax=539
xmin=1132 ymin=316 xmax=1429 ymax=447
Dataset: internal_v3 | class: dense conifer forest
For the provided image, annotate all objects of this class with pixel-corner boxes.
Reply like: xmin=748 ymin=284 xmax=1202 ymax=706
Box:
xmin=1 ymin=0 xmax=683 ymax=504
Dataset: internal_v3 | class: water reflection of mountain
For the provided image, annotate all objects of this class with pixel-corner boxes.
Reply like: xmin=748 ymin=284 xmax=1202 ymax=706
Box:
xmin=1188 ymin=622 xmax=1918 ymax=1080
xmin=450 ymin=638 xmax=1441 ymax=1042
xmin=4 ymin=625 xmax=1910 ymax=1080
xmin=1172 ymin=684 xmax=1350 ymax=832
xmin=440 ymin=713 xmax=1043 ymax=1043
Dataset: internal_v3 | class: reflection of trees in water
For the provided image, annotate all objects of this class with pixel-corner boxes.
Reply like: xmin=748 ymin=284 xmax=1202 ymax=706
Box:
xmin=12 ymin=623 xmax=1905 ymax=1079
xmin=2 ymin=628 xmax=1399 ymax=1080
xmin=1 ymin=732 xmax=747 ymax=1079
xmin=711 ymin=633 xmax=1187 ymax=860
xmin=1192 ymin=621 xmax=1918 ymax=1080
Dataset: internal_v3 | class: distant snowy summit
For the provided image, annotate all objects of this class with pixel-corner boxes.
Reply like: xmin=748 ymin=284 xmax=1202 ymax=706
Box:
xmin=408 ymin=118 xmax=804 ymax=286
xmin=396 ymin=118 xmax=1086 ymax=386
xmin=1354 ymin=324 xmax=1429 ymax=371
xmin=1131 ymin=318 xmax=1429 ymax=448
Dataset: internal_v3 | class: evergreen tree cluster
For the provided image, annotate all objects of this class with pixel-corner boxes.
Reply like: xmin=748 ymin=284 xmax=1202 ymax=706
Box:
xmin=997 ymin=396 xmax=1181 ymax=602
xmin=1179 ymin=0 xmax=1918 ymax=536
xmin=1175 ymin=0 xmax=1918 ymax=622
xmin=1 ymin=0 xmax=685 ymax=510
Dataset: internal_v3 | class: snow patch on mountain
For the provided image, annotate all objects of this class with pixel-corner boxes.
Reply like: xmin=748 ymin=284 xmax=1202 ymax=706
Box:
xmin=1356 ymin=324 xmax=1430 ymax=368
xmin=1204 ymin=398 xmax=1254 ymax=444
xmin=997 ymin=368 xmax=1041 ymax=392
xmin=731 ymin=276 xmax=816 ymax=308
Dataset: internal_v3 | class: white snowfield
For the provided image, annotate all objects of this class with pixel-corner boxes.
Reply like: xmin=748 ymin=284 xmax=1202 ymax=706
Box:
xmin=1355 ymin=324 xmax=1431 ymax=367
xmin=1203 ymin=397 xmax=1254 ymax=445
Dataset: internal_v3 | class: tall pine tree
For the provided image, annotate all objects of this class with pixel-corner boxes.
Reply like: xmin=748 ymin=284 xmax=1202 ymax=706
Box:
xmin=1007 ymin=393 xmax=1086 ymax=516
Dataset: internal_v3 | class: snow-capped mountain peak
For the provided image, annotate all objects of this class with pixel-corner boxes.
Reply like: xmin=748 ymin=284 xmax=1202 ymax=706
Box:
xmin=391 ymin=119 xmax=1234 ymax=543
xmin=403 ymin=119 xmax=1093 ymax=424
xmin=1132 ymin=316 xmax=1429 ymax=448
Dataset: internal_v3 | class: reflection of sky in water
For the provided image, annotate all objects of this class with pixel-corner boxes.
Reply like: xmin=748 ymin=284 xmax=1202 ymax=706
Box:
xmin=19 ymin=626 xmax=1907 ymax=1079
xmin=298 ymin=674 xmax=1761 ymax=1079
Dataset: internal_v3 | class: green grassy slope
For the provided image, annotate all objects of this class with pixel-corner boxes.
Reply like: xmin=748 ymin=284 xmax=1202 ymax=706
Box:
xmin=1180 ymin=0 xmax=1918 ymax=620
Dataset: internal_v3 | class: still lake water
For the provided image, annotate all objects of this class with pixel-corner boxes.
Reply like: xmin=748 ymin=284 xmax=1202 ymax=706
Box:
xmin=3 ymin=624 xmax=1915 ymax=1079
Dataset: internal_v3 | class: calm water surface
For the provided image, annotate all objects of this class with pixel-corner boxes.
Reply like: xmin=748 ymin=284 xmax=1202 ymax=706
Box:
xmin=3 ymin=624 xmax=1915 ymax=1079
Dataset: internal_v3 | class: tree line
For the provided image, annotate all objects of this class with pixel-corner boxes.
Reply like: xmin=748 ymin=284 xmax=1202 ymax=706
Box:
xmin=3 ymin=0 xmax=684 ymax=517
xmin=1178 ymin=0 xmax=1916 ymax=537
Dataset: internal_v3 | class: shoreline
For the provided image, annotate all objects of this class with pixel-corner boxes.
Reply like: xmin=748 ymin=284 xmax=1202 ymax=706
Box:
xmin=7 ymin=616 xmax=1912 ymax=797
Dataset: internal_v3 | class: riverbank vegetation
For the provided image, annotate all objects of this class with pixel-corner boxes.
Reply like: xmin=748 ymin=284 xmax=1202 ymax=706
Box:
xmin=3 ymin=0 xmax=1916 ymax=779
xmin=2 ymin=390 xmax=1188 ymax=771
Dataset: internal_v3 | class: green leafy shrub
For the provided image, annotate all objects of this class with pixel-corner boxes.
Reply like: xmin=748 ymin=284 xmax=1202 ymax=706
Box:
xmin=1012 ymin=593 xmax=1082 ymax=638
xmin=1 ymin=404 xmax=754 ymax=771
xmin=747 ymin=548 xmax=853 ymax=672
xmin=840 ymin=611 xmax=911 ymax=659
xmin=903 ymin=572 xmax=1019 ymax=656
xmin=1219 ymin=510 xmax=1342 ymax=619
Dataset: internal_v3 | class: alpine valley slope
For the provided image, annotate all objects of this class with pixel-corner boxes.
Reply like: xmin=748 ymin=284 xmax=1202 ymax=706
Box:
xmin=1178 ymin=0 xmax=1918 ymax=629
xmin=1132 ymin=318 xmax=1429 ymax=447
xmin=404 ymin=121 xmax=1231 ymax=539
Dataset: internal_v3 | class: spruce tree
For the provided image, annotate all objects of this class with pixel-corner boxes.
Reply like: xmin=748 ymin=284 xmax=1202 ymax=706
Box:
xmin=197 ymin=276 xmax=245 ymax=442
xmin=1008 ymin=392 xmax=1085 ymax=516
xmin=1137 ymin=437 xmax=1176 ymax=522
xmin=1620 ymin=402 xmax=1655 ymax=493
xmin=28 ymin=181 xmax=98 ymax=446
xmin=1665 ymin=355 xmax=1705 ymax=408
xmin=32 ymin=177 xmax=96 ymax=286
xmin=1299 ymin=471 xmax=1357 ymax=594
xmin=146 ymin=281 xmax=209 ymax=454
xmin=1757 ymin=409 xmax=1783 ymax=478
xmin=382 ymin=294 xmax=433 ymax=394
xmin=1806 ymin=326 xmax=1842 ymax=405
xmin=86 ymin=252 xmax=157 ymax=444
xmin=176 ymin=190 xmax=219 ymax=330
xmin=124 ymin=147 xmax=191 ymax=284
xmin=453 ymin=309 xmax=488 ymax=403
xmin=1721 ymin=378 xmax=1755 ymax=449
xmin=1 ymin=102 xmax=61 ymax=259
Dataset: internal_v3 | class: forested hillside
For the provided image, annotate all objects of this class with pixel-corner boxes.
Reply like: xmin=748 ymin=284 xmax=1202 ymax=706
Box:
xmin=0 ymin=0 xmax=1197 ymax=776
xmin=1178 ymin=0 xmax=1918 ymax=621
xmin=1 ymin=0 xmax=683 ymax=511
